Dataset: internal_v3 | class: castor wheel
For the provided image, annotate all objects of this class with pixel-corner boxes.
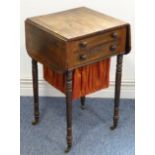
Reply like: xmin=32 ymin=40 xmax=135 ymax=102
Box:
xmin=32 ymin=119 xmax=39 ymax=125
xmin=64 ymin=144 xmax=72 ymax=153
xmin=110 ymin=118 xmax=118 ymax=130
xmin=110 ymin=125 xmax=117 ymax=130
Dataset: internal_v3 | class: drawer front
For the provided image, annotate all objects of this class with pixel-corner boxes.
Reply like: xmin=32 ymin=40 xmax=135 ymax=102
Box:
xmin=68 ymin=27 xmax=126 ymax=68
xmin=74 ymin=41 xmax=123 ymax=66
xmin=69 ymin=27 xmax=126 ymax=53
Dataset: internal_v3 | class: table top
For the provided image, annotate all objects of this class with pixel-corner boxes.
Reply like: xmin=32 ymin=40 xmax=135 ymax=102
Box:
xmin=25 ymin=7 xmax=131 ymax=72
xmin=27 ymin=7 xmax=127 ymax=41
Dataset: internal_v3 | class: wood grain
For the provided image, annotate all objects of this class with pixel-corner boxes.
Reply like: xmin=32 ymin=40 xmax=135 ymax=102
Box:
xmin=25 ymin=7 xmax=131 ymax=73
xmin=25 ymin=21 xmax=67 ymax=72
xmin=27 ymin=7 xmax=127 ymax=40
xmin=67 ymin=27 xmax=126 ymax=68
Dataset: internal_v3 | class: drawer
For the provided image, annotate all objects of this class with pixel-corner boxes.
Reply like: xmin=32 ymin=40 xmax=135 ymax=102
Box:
xmin=68 ymin=27 xmax=126 ymax=68
xmin=69 ymin=27 xmax=126 ymax=53
xmin=72 ymin=41 xmax=123 ymax=66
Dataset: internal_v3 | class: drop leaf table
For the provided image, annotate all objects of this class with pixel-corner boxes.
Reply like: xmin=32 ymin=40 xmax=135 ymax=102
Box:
xmin=25 ymin=7 xmax=131 ymax=153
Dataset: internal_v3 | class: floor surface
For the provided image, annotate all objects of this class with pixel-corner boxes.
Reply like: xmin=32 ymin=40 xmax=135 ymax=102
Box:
xmin=20 ymin=97 xmax=135 ymax=155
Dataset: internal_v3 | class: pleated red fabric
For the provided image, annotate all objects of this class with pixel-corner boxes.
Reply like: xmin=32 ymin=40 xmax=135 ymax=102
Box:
xmin=43 ymin=59 xmax=110 ymax=100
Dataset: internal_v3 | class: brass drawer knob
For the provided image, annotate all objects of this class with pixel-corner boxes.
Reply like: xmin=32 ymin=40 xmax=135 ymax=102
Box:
xmin=110 ymin=44 xmax=117 ymax=52
xmin=80 ymin=54 xmax=87 ymax=60
xmin=79 ymin=42 xmax=88 ymax=48
xmin=111 ymin=32 xmax=118 ymax=39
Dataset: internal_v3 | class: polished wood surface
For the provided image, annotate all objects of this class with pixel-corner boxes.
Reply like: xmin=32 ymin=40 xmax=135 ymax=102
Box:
xmin=111 ymin=54 xmax=123 ymax=130
xmin=25 ymin=7 xmax=130 ymax=73
xmin=69 ymin=27 xmax=126 ymax=52
xmin=68 ymin=27 xmax=126 ymax=68
xmin=65 ymin=70 xmax=73 ymax=153
xmin=31 ymin=59 xmax=40 ymax=125
xmin=27 ymin=7 xmax=127 ymax=40
xmin=26 ymin=22 xmax=67 ymax=72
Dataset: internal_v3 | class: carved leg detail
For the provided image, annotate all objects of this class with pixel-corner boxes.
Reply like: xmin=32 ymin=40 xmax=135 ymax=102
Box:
xmin=111 ymin=54 xmax=123 ymax=130
xmin=80 ymin=96 xmax=86 ymax=110
xmin=32 ymin=59 xmax=40 ymax=125
xmin=65 ymin=71 xmax=73 ymax=153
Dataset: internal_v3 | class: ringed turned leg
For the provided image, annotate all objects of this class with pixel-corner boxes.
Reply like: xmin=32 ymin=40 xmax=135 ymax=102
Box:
xmin=111 ymin=54 xmax=123 ymax=130
xmin=32 ymin=59 xmax=40 ymax=125
xmin=80 ymin=96 xmax=86 ymax=109
xmin=65 ymin=70 xmax=73 ymax=153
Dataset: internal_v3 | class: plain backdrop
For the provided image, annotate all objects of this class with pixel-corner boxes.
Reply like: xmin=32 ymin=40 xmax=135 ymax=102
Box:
xmin=20 ymin=0 xmax=135 ymax=97
xmin=2 ymin=1 xmax=155 ymax=155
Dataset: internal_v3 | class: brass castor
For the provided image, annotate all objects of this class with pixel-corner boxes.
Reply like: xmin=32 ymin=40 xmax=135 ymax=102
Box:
xmin=110 ymin=117 xmax=118 ymax=130
xmin=64 ymin=144 xmax=72 ymax=153
xmin=32 ymin=119 xmax=39 ymax=125
xmin=110 ymin=125 xmax=117 ymax=130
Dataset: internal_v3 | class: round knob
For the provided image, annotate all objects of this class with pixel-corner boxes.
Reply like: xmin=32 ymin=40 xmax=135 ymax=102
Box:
xmin=111 ymin=32 xmax=118 ymax=39
xmin=80 ymin=54 xmax=87 ymax=60
xmin=79 ymin=42 xmax=88 ymax=48
xmin=110 ymin=44 xmax=117 ymax=52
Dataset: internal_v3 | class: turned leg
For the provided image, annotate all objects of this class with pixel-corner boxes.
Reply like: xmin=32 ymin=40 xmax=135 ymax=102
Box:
xmin=65 ymin=70 xmax=73 ymax=153
xmin=32 ymin=59 xmax=40 ymax=125
xmin=111 ymin=54 xmax=123 ymax=130
xmin=80 ymin=96 xmax=86 ymax=109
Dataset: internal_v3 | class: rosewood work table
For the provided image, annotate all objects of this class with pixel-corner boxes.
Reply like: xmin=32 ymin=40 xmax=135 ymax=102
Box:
xmin=25 ymin=7 xmax=131 ymax=153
